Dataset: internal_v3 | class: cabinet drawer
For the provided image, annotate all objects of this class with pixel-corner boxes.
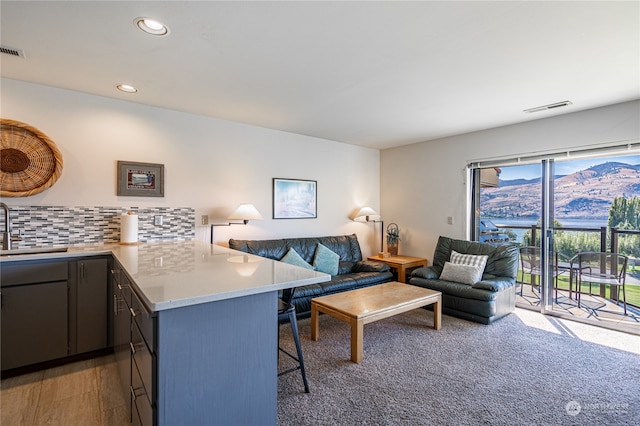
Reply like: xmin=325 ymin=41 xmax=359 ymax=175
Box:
xmin=110 ymin=267 xmax=122 ymax=287
xmin=130 ymin=291 xmax=154 ymax=350
xmin=131 ymin=322 xmax=154 ymax=406
xmin=111 ymin=268 xmax=132 ymax=306
xmin=131 ymin=361 xmax=153 ymax=426
xmin=1 ymin=260 xmax=67 ymax=287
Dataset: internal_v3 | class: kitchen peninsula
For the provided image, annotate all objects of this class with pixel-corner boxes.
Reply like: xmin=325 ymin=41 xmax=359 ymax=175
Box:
xmin=1 ymin=240 xmax=330 ymax=425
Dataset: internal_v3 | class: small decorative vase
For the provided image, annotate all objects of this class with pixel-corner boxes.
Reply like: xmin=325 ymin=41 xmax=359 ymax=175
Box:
xmin=386 ymin=223 xmax=400 ymax=257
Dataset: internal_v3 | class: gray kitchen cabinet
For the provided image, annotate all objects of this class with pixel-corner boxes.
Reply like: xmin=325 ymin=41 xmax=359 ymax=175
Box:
xmin=73 ymin=258 xmax=108 ymax=354
xmin=1 ymin=256 xmax=110 ymax=372
xmin=111 ymin=259 xmax=156 ymax=426
xmin=130 ymin=289 xmax=155 ymax=426
xmin=110 ymin=263 xmax=133 ymax=421
xmin=1 ymin=260 xmax=69 ymax=370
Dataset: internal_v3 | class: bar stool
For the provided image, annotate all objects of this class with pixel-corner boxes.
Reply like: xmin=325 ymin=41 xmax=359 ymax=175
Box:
xmin=278 ymin=288 xmax=309 ymax=393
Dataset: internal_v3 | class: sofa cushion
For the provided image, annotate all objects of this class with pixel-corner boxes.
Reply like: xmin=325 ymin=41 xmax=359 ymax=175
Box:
xmin=338 ymin=261 xmax=355 ymax=275
xmin=281 ymin=248 xmax=314 ymax=270
xmin=318 ymin=275 xmax=357 ymax=294
xmin=352 ymin=260 xmax=391 ymax=273
xmin=289 ymin=283 xmax=325 ymax=299
xmin=352 ymin=270 xmax=394 ymax=287
xmin=472 ymin=278 xmax=516 ymax=292
xmin=439 ymin=261 xmax=483 ymax=285
xmin=313 ymin=243 xmax=340 ymax=275
xmin=411 ymin=277 xmax=499 ymax=302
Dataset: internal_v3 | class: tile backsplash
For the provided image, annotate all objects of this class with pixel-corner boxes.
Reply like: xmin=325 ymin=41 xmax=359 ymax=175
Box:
xmin=0 ymin=206 xmax=195 ymax=248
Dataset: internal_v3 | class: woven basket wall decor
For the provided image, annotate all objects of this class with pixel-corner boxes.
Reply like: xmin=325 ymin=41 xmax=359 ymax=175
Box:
xmin=1 ymin=118 xmax=64 ymax=197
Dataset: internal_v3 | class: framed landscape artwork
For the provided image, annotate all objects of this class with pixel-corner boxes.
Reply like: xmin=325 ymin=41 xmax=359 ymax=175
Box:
xmin=117 ymin=161 xmax=164 ymax=197
xmin=273 ymin=178 xmax=317 ymax=219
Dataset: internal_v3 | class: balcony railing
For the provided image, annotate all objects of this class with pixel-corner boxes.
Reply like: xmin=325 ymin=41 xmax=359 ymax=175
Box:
xmin=491 ymin=224 xmax=639 ymax=254
xmin=491 ymin=223 xmax=640 ymax=309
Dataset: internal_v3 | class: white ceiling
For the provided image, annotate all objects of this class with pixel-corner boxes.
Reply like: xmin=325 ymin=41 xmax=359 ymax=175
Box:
xmin=1 ymin=1 xmax=638 ymax=150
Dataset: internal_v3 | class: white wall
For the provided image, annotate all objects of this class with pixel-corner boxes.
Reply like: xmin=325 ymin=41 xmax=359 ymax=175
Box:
xmin=1 ymin=78 xmax=382 ymax=254
xmin=380 ymin=100 xmax=640 ymax=262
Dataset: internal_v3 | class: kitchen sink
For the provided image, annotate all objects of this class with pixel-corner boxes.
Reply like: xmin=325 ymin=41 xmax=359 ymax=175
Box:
xmin=0 ymin=247 xmax=69 ymax=256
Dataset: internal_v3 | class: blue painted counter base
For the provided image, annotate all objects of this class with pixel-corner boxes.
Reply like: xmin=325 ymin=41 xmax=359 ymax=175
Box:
xmin=156 ymin=291 xmax=278 ymax=425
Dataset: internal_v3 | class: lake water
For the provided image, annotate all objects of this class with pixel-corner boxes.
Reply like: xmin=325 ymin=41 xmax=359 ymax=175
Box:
xmin=484 ymin=217 xmax=608 ymax=243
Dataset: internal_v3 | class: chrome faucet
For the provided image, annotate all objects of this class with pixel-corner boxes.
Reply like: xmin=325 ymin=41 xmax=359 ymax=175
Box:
xmin=1 ymin=202 xmax=21 ymax=250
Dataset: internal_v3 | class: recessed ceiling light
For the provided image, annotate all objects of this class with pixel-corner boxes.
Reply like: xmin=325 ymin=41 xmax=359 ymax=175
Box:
xmin=134 ymin=17 xmax=169 ymax=36
xmin=117 ymin=84 xmax=138 ymax=93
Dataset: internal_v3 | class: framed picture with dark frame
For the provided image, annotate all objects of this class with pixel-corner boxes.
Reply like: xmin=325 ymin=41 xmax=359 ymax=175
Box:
xmin=117 ymin=160 xmax=165 ymax=197
xmin=273 ymin=178 xmax=317 ymax=219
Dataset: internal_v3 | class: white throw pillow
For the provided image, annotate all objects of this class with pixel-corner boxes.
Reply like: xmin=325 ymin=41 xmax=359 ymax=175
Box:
xmin=439 ymin=261 xmax=484 ymax=285
xmin=450 ymin=250 xmax=488 ymax=271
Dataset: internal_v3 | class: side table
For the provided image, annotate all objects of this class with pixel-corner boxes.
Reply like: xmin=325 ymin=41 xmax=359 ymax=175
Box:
xmin=367 ymin=255 xmax=428 ymax=283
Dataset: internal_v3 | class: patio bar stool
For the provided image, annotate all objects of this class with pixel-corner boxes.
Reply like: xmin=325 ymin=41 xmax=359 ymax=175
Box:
xmin=278 ymin=287 xmax=310 ymax=393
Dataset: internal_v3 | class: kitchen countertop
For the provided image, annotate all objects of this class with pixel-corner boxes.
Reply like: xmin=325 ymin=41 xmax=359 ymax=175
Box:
xmin=0 ymin=240 xmax=330 ymax=312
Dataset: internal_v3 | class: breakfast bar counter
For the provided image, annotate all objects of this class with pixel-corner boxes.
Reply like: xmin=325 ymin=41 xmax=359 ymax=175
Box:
xmin=1 ymin=240 xmax=329 ymax=311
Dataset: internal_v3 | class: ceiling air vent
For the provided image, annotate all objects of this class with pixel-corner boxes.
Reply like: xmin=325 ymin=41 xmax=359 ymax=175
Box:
xmin=0 ymin=45 xmax=26 ymax=58
xmin=523 ymin=101 xmax=572 ymax=113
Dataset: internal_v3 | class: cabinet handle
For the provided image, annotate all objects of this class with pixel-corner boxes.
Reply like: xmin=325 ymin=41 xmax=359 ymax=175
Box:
xmin=111 ymin=269 xmax=120 ymax=285
xmin=130 ymin=341 xmax=146 ymax=355
xmin=117 ymin=282 xmax=130 ymax=291
xmin=80 ymin=263 xmax=85 ymax=280
xmin=130 ymin=385 xmax=145 ymax=401
xmin=130 ymin=307 xmax=137 ymax=318
xmin=112 ymin=269 xmax=130 ymax=290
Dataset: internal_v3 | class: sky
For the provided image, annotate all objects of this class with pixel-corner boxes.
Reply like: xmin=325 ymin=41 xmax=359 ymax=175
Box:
xmin=498 ymin=154 xmax=640 ymax=181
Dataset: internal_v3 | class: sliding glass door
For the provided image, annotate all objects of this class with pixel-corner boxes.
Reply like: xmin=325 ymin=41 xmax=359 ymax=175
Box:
xmin=469 ymin=143 xmax=640 ymax=333
xmin=548 ymin=154 xmax=639 ymax=328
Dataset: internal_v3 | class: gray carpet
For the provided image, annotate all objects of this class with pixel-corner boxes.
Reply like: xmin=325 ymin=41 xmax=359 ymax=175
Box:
xmin=277 ymin=308 xmax=639 ymax=425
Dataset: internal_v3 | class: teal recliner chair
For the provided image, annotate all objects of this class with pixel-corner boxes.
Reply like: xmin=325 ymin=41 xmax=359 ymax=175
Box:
xmin=409 ymin=236 xmax=519 ymax=324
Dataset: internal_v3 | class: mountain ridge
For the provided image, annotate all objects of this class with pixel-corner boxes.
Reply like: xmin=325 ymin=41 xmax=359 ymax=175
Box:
xmin=481 ymin=161 xmax=640 ymax=219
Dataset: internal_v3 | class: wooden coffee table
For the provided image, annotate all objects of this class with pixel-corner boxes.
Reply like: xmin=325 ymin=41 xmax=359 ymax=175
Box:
xmin=310 ymin=282 xmax=441 ymax=363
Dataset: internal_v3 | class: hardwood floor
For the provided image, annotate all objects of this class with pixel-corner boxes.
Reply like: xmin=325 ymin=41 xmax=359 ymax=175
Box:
xmin=0 ymin=354 xmax=129 ymax=426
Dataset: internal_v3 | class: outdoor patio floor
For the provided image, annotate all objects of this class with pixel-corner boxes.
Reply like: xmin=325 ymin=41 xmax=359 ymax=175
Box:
xmin=517 ymin=282 xmax=640 ymax=335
